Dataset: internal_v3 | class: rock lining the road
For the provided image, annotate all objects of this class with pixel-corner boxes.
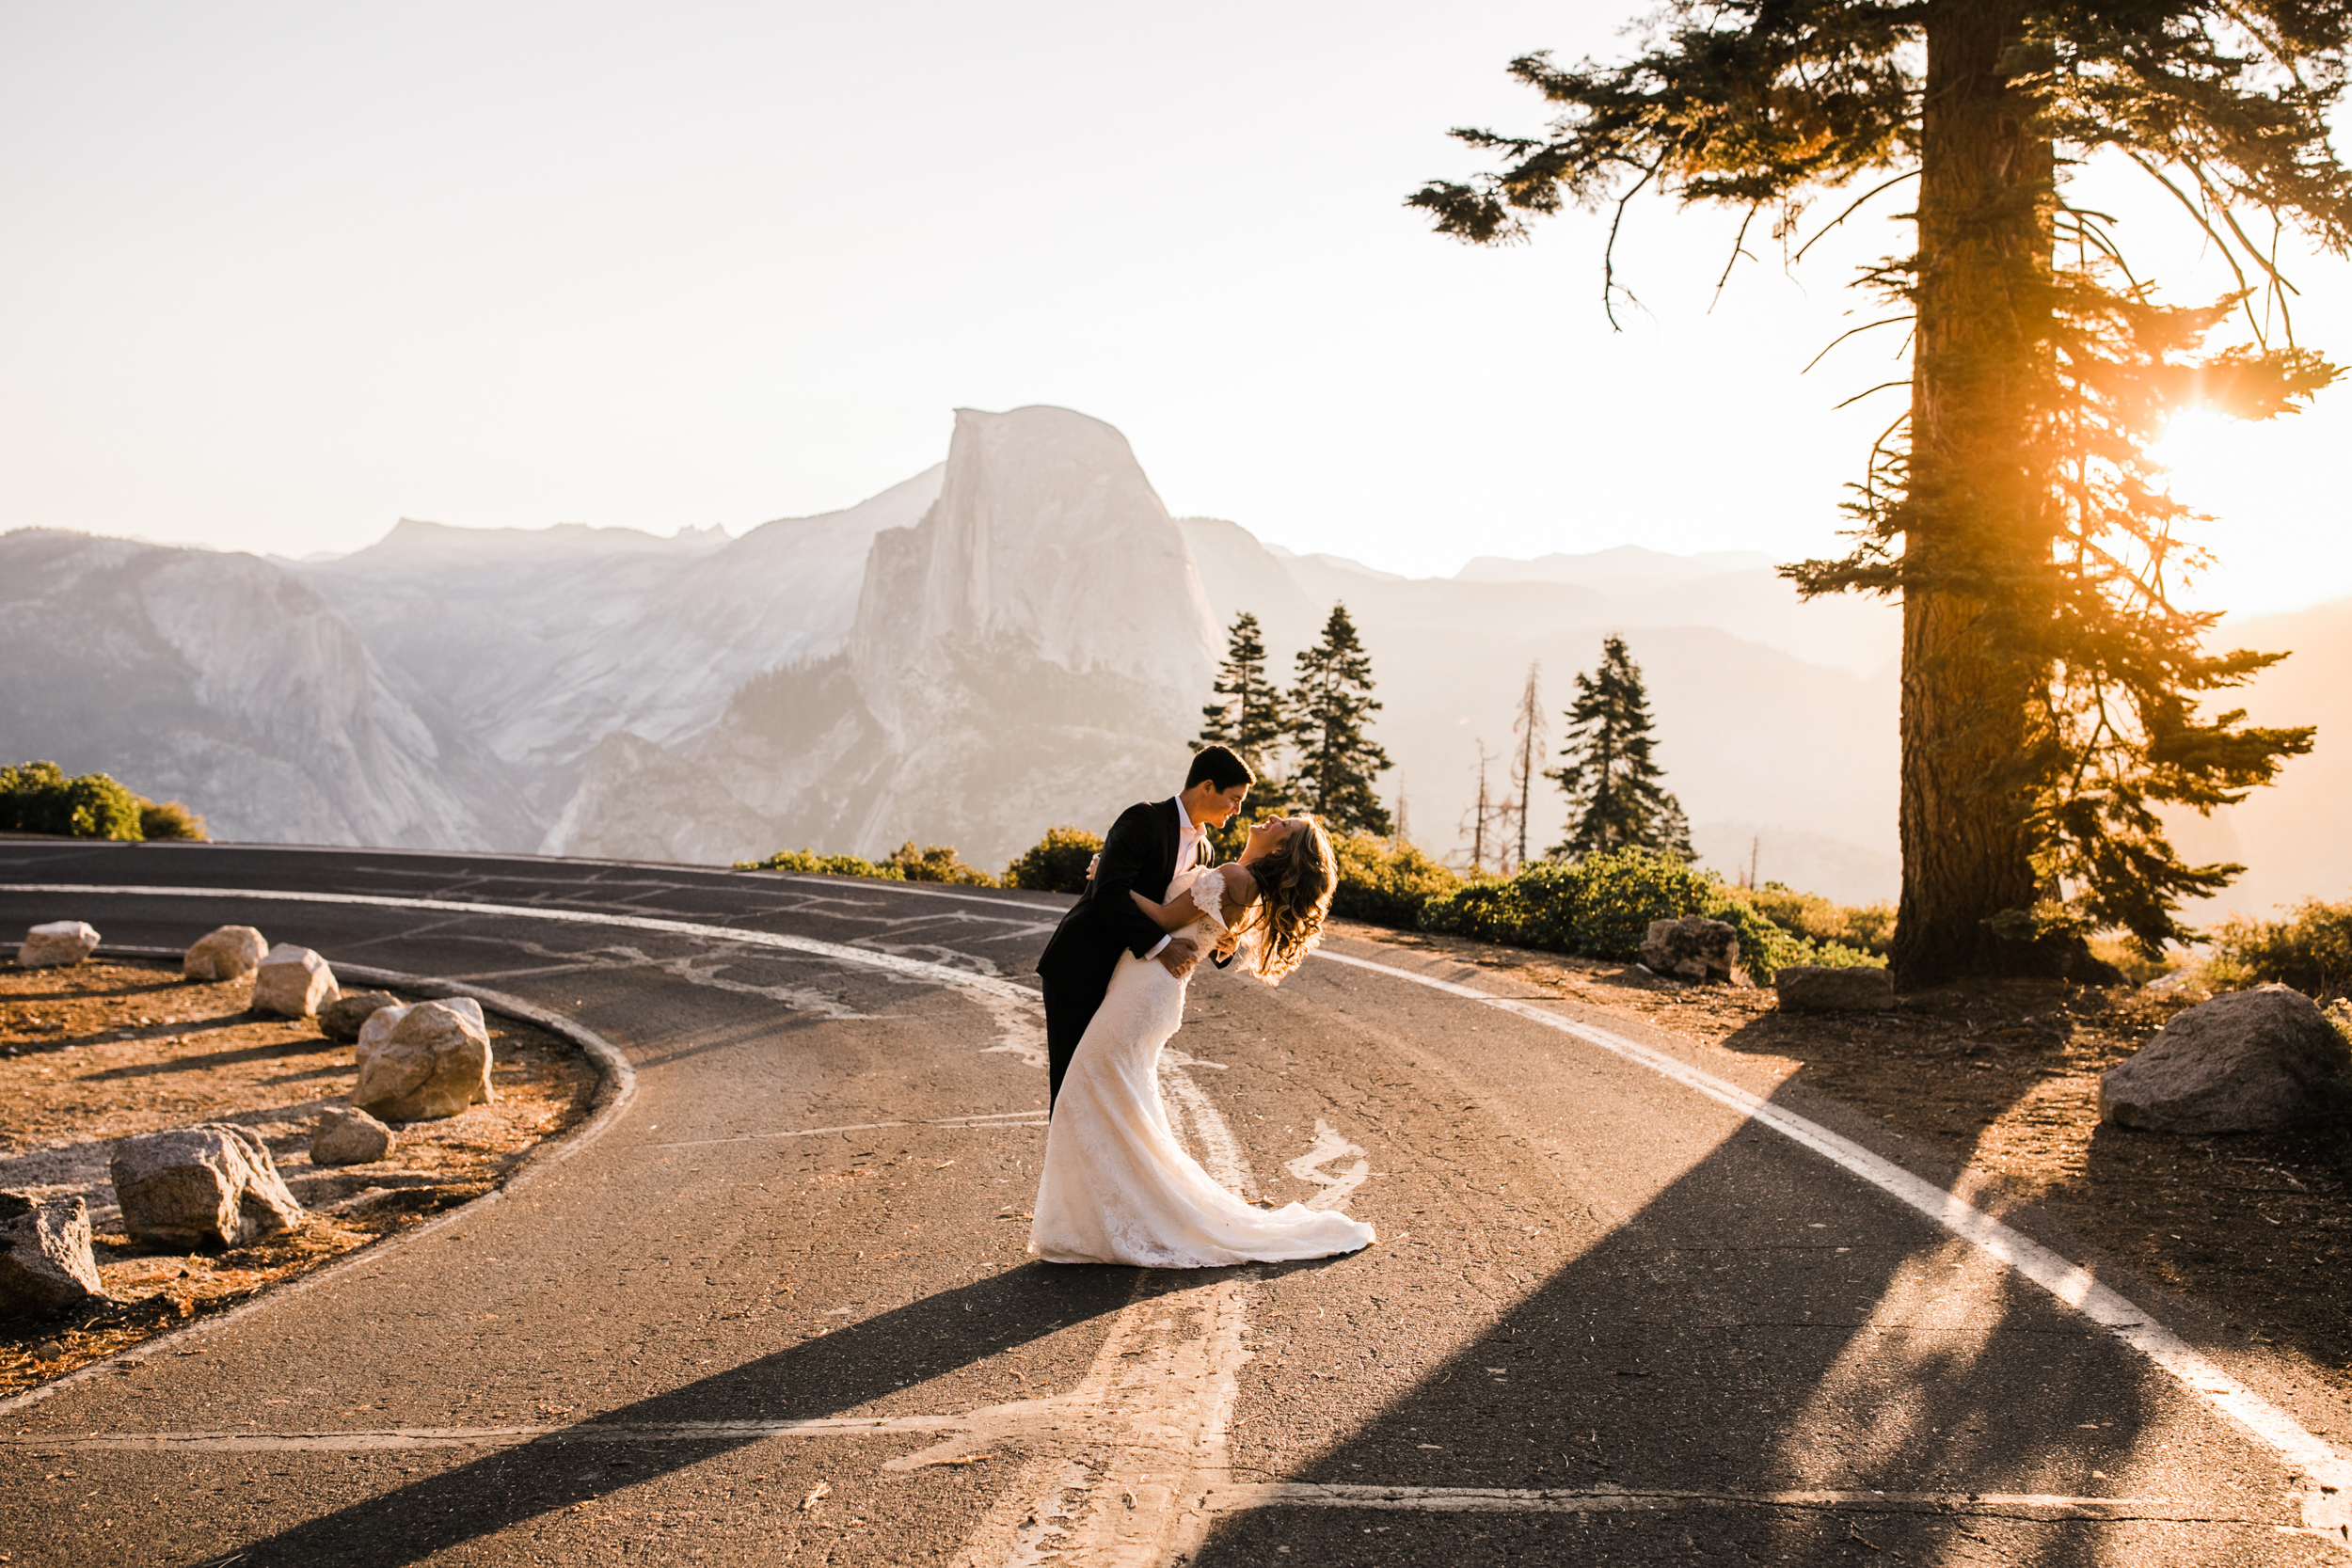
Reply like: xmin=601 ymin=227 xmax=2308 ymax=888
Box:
xmin=16 ymin=921 xmax=99 ymax=969
xmin=108 ymin=1123 xmax=307 ymax=1250
xmin=354 ymin=999 xmax=496 ymax=1122
xmin=1639 ymin=917 xmax=1740 ymax=983
xmin=0 ymin=1193 xmax=107 ymax=1317
xmin=310 ymin=1107 xmax=396 ymax=1166
xmin=2100 ymin=983 xmax=2352 ymax=1134
xmin=319 ymin=989 xmax=400 ymax=1043
xmin=1774 ymin=964 xmax=1895 ymax=1012
xmin=252 ymin=943 xmax=339 ymax=1019
xmin=182 ymin=925 xmax=267 ymax=982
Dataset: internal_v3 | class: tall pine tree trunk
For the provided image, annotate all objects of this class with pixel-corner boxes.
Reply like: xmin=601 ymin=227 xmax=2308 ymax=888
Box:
xmin=1894 ymin=0 xmax=2058 ymax=984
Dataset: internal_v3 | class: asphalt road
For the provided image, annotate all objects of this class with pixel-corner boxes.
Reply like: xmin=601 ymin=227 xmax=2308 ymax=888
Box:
xmin=1 ymin=838 xmax=2346 ymax=1567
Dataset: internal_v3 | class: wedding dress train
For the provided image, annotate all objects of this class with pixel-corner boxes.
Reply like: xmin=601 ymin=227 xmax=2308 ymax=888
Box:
xmin=1028 ymin=864 xmax=1377 ymax=1268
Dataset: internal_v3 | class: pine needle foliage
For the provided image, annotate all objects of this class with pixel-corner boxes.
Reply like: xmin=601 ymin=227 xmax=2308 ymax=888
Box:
xmin=1548 ymin=637 xmax=1693 ymax=860
xmin=1410 ymin=0 xmax=2348 ymax=977
xmin=1289 ymin=603 xmax=1394 ymax=836
xmin=1198 ymin=610 xmax=1298 ymax=832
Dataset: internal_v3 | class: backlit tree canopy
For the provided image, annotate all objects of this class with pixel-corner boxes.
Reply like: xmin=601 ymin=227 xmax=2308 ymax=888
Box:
xmin=1413 ymin=0 xmax=2346 ymax=981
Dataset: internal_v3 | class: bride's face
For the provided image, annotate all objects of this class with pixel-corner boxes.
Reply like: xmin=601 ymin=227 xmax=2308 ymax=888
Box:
xmin=1242 ymin=815 xmax=1304 ymax=859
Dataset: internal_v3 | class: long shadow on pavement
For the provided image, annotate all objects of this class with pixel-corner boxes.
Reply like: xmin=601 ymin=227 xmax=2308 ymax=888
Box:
xmin=1190 ymin=1086 xmax=2260 ymax=1567
xmin=199 ymin=1259 xmax=1138 ymax=1567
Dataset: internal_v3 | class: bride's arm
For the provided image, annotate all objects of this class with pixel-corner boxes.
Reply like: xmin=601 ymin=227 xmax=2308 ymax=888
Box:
xmin=1127 ymin=884 xmax=1209 ymax=932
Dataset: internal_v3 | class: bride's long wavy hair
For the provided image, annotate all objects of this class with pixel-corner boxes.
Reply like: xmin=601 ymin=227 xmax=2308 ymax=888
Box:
xmin=1237 ymin=816 xmax=1337 ymax=983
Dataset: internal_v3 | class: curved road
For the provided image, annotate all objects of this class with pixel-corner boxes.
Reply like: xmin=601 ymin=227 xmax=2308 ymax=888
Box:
xmin=1 ymin=840 xmax=2345 ymax=1567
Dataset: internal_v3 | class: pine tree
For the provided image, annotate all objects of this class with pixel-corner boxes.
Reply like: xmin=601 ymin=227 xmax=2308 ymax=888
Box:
xmin=1198 ymin=610 xmax=1289 ymax=773
xmin=1289 ymin=602 xmax=1393 ymax=835
xmin=1460 ymin=740 xmax=1506 ymax=875
xmin=1506 ymin=661 xmax=1545 ymax=872
xmin=1548 ymin=637 xmax=1692 ymax=860
xmin=1409 ymin=2 xmax=2338 ymax=979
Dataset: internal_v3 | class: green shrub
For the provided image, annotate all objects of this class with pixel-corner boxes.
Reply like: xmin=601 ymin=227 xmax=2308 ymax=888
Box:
xmin=2208 ymin=899 xmax=2352 ymax=1000
xmin=1328 ymin=832 xmax=1464 ymax=927
xmin=137 ymin=799 xmax=209 ymax=842
xmin=735 ymin=847 xmax=904 ymax=879
xmin=0 ymin=761 xmax=148 ymax=841
xmin=1745 ymin=881 xmax=1894 ymax=957
xmin=1003 ymin=826 xmax=1104 ymax=894
xmin=1415 ymin=847 xmax=1877 ymax=981
xmin=881 ymin=843 xmax=996 ymax=886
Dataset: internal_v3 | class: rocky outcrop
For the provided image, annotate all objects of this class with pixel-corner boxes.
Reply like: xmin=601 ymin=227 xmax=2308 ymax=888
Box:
xmin=0 ymin=529 xmax=538 ymax=852
xmin=354 ymin=999 xmax=495 ymax=1122
xmin=0 ymin=1194 xmax=107 ymax=1317
xmin=109 ymin=1125 xmax=305 ymax=1250
xmin=1641 ymin=918 xmax=1741 ymax=983
xmin=310 ymin=1107 xmax=396 ymax=1165
xmin=17 ymin=921 xmax=100 ymax=968
xmin=183 ymin=925 xmax=268 ymax=982
xmin=319 ymin=990 xmax=400 ymax=1043
xmin=1775 ymin=964 xmax=1895 ymax=1012
xmin=2100 ymin=984 xmax=2352 ymax=1134
xmin=548 ymin=407 xmax=1217 ymax=869
xmin=252 ymin=944 xmax=338 ymax=1019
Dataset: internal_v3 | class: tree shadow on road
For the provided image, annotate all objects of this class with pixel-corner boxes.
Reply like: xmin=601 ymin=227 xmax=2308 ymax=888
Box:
xmin=197 ymin=1260 xmax=1141 ymax=1567
xmin=1192 ymin=1076 xmax=2280 ymax=1568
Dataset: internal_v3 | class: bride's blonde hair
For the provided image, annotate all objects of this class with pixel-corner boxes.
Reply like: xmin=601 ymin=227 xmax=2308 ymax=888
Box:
xmin=1236 ymin=816 xmax=1336 ymax=983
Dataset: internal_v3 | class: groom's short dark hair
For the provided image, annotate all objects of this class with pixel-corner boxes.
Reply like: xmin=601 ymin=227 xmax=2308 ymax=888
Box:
xmin=1186 ymin=745 xmax=1255 ymax=792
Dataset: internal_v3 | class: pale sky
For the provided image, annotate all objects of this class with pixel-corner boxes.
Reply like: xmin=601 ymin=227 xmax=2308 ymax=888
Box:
xmin=6 ymin=2 xmax=2349 ymax=613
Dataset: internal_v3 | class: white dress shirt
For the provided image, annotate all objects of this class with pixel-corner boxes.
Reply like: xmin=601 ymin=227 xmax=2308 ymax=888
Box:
xmin=1145 ymin=797 xmax=1204 ymax=960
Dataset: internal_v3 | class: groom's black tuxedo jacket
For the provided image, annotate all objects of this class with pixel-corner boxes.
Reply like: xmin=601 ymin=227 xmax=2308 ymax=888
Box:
xmin=1038 ymin=797 xmax=1198 ymax=983
xmin=1035 ymin=798 xmax=1202 ymax=1103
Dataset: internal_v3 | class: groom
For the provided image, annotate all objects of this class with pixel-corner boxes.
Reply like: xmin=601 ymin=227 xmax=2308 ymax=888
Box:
xmin=1035 ymin=744 xmax=1254 ymax=1108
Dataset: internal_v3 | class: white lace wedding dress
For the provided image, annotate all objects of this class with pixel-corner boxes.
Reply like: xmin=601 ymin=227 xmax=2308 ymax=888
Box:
xmin=1029 ymin=864 xmax=1377 ymax=1268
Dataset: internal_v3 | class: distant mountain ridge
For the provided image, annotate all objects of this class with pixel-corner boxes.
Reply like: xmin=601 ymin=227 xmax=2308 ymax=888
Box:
xmin=10 ymin=403 xmax=2343 ymax=914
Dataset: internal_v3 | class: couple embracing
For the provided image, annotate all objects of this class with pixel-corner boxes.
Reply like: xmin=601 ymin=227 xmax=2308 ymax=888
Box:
xmin=1027 ymin=744 xmax=1376 ymax=1268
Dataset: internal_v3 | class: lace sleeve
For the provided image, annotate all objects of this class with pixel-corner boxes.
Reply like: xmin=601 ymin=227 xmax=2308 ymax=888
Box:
xmin=1188 ymin=865 xmax=1234 ymax=938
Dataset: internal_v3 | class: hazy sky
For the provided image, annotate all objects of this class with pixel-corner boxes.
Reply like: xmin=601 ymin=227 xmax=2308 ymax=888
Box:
xmin=6 ymin=2 xmax=2349 ymax=612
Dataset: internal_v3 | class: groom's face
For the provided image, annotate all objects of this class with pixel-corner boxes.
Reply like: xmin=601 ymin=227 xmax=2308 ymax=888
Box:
xmin=1200 ymin=784 xmax=1248 ymax=827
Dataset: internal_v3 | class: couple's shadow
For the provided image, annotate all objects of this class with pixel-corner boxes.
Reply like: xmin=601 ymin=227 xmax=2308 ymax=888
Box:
xmin=213 ymin=1257 xmax=1289 ymax=1566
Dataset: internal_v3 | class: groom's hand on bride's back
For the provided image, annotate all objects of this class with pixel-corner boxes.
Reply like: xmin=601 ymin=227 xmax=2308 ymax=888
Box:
xmin=1156 ymin=937 xmax=1201 ymax=978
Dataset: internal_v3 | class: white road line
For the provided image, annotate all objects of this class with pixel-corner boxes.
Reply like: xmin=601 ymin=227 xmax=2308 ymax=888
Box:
xmin=1313 ymin=945 xmax=2352 ymax=1545
xmin=747 ymin=873 xmax=1065 ymax=915
xmin=1200 ymin=1481 xmax=2239 ymax=1524
xmin=0 ymin=882 xmax=1040 ymax=1004
xmin=0 ymin=880 xmax=1051 ymax=1069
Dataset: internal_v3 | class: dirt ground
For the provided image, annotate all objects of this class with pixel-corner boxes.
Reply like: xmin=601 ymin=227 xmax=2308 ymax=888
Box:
xmin=1338 ymin=921 xmax=2352 ymax=1402
xmin=0 ymin=958 xmax=598 ymax=1395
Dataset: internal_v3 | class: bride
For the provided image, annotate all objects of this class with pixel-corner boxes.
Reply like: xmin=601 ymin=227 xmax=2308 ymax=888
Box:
xmin=1028 ymin=813 xmax=1376 ymax=1268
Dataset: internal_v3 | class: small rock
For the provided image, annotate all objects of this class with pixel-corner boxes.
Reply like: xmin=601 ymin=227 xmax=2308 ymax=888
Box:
xmin=109 ymin=1124 xmax=305 ymax=1250
xmin=1639 ymin=917 xmax=1740 ymax=983
xmin=0 ymin=1193 xmax=108 ymax=1318
xmin=2100 ymin=984 xmax=2352 ymax=1134
xmin=17 ymin=921 xmax=100 ymax=969
xmin=354 ymin=998 xmax=495 ymax=1122
xmin=1775 ymin=964 xmax=1895 ymax=1012
xmin=183 ymin=925 xmax=268 ymax=982
xmin=251 ymin=943 xmax=339 ymax=1019
xmin=318 ymin=990 xmax=401 ymax=1044
xmin=309 ymin=1107 xmax=395 ymax=1166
